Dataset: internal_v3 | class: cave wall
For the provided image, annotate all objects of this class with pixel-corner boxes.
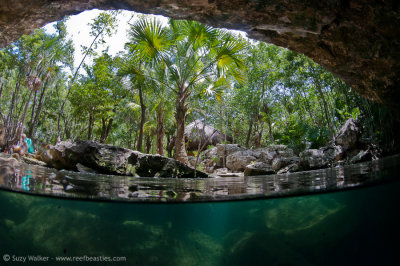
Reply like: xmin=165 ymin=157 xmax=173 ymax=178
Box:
xmin=1 ymin=0 xmax=400 ymax=108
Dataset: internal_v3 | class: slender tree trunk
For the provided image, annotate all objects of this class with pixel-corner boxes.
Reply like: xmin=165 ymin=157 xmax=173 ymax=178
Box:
xmin=6 ymin=71 xmax=22 ymax=141
xmin=145 ymin=134 xmax=152 ymax=154
xmin=28 ymin=82 xmax=50 ymax=138
xmin=105 ymin=118 xmax=113 ymax=142
xmin=100 ymin=118 xmax=106 ymax=142
xmin=298 ymin=89 xmax=318 ymax=126
xmin=267 ymin=118 xmax=274 ymax=142
xmin=128 ymin=117 xmax=134 ymax=149
xmin=174 ymin=87 xmax=188 ymax=164
xmin=18 ymin=90 xmax=34 ymax=142
xmin=57 ymin=25 xmax=109 ymax=138
xmin=167 ymin=134 xmax=173 ymax=158
xmin=100 ymin=118 xmax=113 ymax=143
xmin=137 ymin=84 xmax=146 ymax=152
xmin=245 ymin=117 xmax=253 ymax=148
xmin=29 ymin=90 xmax=38 ymax=129
xmin=219 ymin=100 xmax=226 ymax=168
xmin=314 ymin=78 xmax=335 ymax=138
xmin=0 ymin=78 xmax=4 ymax=101
xmin=88 ymin=113 xmax=94 ymax=140
xmin=156 ymin=100 xmax=165 ymax=156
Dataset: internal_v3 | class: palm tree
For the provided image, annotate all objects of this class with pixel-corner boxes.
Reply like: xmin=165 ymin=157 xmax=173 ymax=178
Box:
xmin=127 ymin=18 xmax=246 ymax=163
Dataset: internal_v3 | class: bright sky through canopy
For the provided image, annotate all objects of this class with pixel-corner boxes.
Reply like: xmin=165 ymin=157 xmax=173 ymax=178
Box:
xmin=42 ymin=9 xmax=247 ymax=71
xmin=43 ymin=9 xmax=169 ymax=70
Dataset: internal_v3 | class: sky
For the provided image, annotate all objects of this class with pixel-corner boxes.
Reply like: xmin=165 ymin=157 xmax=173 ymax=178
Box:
xmin=42 ymin=9 xmax=247 ymax=71
xmin=43 ymin=9 xmax=168 ymax=70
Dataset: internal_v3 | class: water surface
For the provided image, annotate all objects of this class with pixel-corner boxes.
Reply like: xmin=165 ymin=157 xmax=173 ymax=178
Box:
xmin=0 ymin=155 xmax=399 ymax=265
xmin=1 ymin=154 xmax=399 ymax=203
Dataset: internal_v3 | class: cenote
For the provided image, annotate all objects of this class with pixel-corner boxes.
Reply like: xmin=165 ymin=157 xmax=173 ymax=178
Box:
xmin=1 ymin=2 xmax=400 ymax=265
xmin=1 ymin=154 xmax=400 ymax=265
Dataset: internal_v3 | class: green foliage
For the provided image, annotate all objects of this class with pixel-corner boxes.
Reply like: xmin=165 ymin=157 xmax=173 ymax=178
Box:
xmin=1 ymin=11 xmax=388 ymax=156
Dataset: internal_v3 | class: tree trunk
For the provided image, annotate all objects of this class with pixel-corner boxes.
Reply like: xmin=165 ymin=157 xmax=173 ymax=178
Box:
xmin=219 ymin=100 xmax=226 ymax=167
xmin=100 ymin=118 xmax=106 ymax=143
xmin=167 ymin=134 xmax=173 ymax=158
xmin=100 ymin=118 xmax=113 ymax=143
xmin=156 ymin=100 xmax=165 ymax=156
xmin=88 ymin=113 xmax=94 ymax=140
xmin=57 ymin=23 xmax=109 ymax=138
xmin=145 ymin=134 xmax=152 ymax=154
xmin=5 ymin=71 xmax=22 ymax=143
xmin=314 ymin=77 xmax=335 ymax=138
xmin=17 ymin=90 xmax=34 ymax=142
xmin=0 ymin=78 xmax=4 ymax=101
xmin=128 ymin=117 xmax=133 ymax=149
xmin=174 ymin=87 xmax=188 ymax=164
xmin=267 ymin=119 xmax=274 ymax=142
xmin=137 ymin=84 xmax=146 ymax=152
xmin=28 ymin=81 xmax=49 ymax=138
xmin=29 ymin=90 xmax=38 ymax=129
xmin=245 ymin=117 xmax=253 ymax=148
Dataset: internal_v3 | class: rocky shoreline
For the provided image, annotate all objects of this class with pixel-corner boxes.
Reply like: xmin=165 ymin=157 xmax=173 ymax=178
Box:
xmin=7 ymin=118 xmax=380 ymax=179
xmin=38 ymin=140 xmax=208 ymax=178
xmin=189 ymin=118 xmax=380 ymax=177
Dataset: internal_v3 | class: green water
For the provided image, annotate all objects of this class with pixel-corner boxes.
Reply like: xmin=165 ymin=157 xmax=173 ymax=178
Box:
xmin=1 ymin=181 xmax=399 ymax=266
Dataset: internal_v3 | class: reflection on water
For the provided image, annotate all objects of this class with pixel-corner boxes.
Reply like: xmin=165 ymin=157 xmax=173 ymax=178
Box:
xmin=0 ymin=181 xmax=399 ymax=265
xmin=1 ymin=154 xmax=399 ymax=202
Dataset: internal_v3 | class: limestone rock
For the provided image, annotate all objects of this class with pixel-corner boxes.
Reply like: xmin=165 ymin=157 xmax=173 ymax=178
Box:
xmin=201 ymin=146 xmax=218 ymax=160
xmin=41 ymin=140 xmax=208 ymax=178
xmin=350 ymin=150 xmax=372 ymax=164
xmin=272 ymin=156 xmax=300 ymax=172
xmin=335 ymin=118 xmax=360 ymax=150
xmin=252 ymin=148 xmax=277 ymax=164
xmin=299 ymin=149 xmax=331 ymax=170
xmin=277 ymin=163 xmax=299 ymax=175
xmin=216 ymin=144 xmax=245 ymax=158
xmin=226 ymin=150 xmax=256 ymax=172
xmin=244 ymin=162 xmax=275 ymax=177
xmin=21 ymin=156 xmax=47 ymax=167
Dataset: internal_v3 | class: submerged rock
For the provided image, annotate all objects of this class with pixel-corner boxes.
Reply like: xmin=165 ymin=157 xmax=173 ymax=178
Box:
xmin=41 ymin=140 xmax=208 ymax=178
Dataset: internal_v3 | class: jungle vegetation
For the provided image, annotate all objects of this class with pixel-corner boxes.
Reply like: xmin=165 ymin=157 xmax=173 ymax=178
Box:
xmin=0 ymin=11 xmax=397 ymax=163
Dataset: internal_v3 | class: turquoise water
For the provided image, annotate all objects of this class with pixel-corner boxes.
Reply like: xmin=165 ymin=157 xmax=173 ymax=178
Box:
xmin=1 ymin=180 xmax=399 ymax=265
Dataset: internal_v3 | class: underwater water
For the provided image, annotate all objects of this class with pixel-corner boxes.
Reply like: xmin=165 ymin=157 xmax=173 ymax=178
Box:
xmin=1 ymin=155 xmax=400 ymax=265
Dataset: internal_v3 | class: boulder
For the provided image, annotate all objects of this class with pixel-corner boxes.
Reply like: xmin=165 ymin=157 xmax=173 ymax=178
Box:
xmin=216 ymin=144 xmax=246 ymax=158
xmin=267 ymin=145 xmax=290 ymax=152
xmin=252 ymin=148 xmax=277 ymax=164
xmin=299 ymin=149 xmax=331 ymax=170
xmin=350 ymin=150 xmax=372 ymax=164
xmin=272 ymin=156 xmax=300 ymax=172
xmin=277 ymin=163 xmax=299 ymax=175
xmin=214 ymin=168 xmax=229 ymax=175
xmin=277 ymin=149 xmax=295 ymax=157
xmin=21 ymin=156 xmax=47 ymax=167
xmin=201 ymin=146 xmax=218 ymax=160
xmin=244 ymin=162 xmax=275 ymax=176
xmin=41 ymin=140 xmax=208 ymax=178
xmin=335 ymin=118 xmax=360 ymax=150
xmin=226 ymin=150 xmax=257 ymax=172
xmin=187 ymin=156 xmax=197 ymax=167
